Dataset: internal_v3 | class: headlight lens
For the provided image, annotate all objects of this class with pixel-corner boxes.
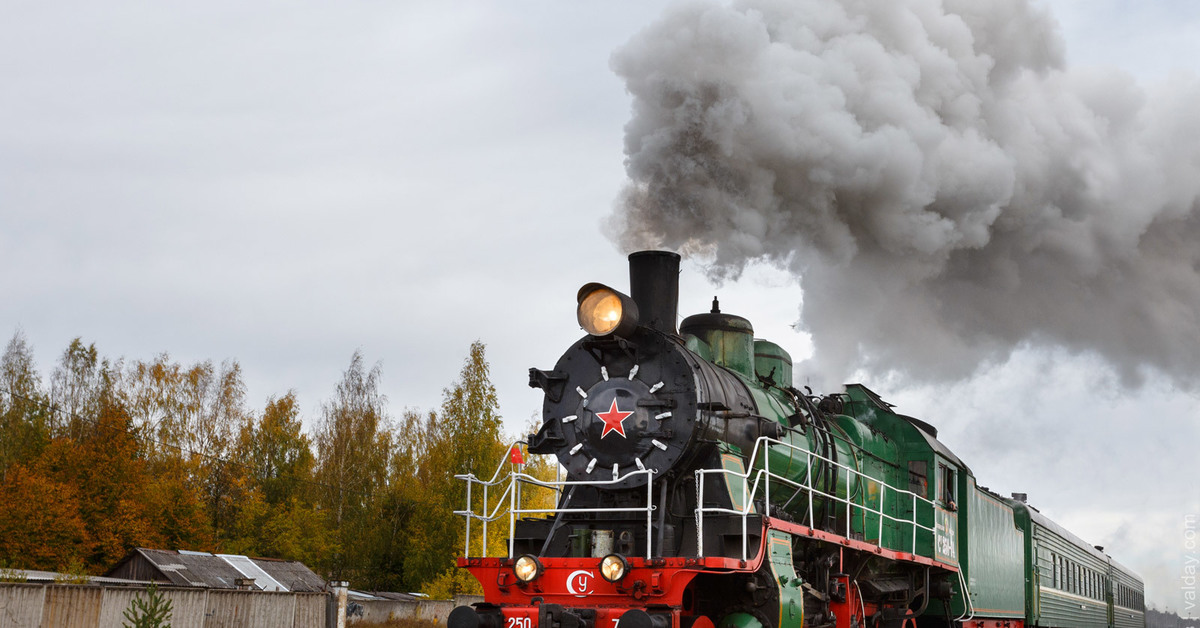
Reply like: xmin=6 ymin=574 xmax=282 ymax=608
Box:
xmin=600 ymin=554 xmax=628 ymax=583
xmin=579 ymin=288 xmax=624 ymax=336
xmin=513 ymin=555 xmax=541 ymax=583
xmin=577 ymin=283 xmax=639 ymax=338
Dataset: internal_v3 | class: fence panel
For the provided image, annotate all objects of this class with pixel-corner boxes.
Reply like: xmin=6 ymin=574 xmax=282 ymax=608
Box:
xmin=293 ymin=593 xmax=325 ymax=628
xmin=0 ymin=584 xmax=45 ymax=628
xmin=348 ymin=600 xmax=412 ymax=623
xmin=205 ymin=590 xmax=298 ymax=628
xmin=41 ymin=586 xmax=102 ymax=628
xmin=166 ymin=589 xmax=212 ymax=628
xmin=98 ymin=587 xmax=209 ymax=628
xmin=416 ymin=600 xmax=455 ymax=622
xmin=97 ymin=588 xmax=139 ymax=628
xmin=347 ymin=594 xmax=486 ymax=625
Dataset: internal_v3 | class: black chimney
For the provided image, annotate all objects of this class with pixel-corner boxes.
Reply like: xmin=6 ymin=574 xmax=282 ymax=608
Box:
xmin=628 ymin=250 xmax=680 ymax=336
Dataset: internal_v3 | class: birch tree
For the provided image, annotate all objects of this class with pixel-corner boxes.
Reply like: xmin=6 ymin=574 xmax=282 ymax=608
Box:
xmin=313 ymin=351 xmax=392 ymax=582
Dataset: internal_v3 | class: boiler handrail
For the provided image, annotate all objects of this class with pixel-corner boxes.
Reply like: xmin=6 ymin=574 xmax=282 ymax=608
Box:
xmin=695 ymin=436 xmax=938 ymax=561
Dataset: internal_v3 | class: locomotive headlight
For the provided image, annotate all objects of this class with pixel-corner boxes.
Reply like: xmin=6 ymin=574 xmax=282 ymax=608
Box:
xmin=577 ymin=283 xmax=639 ymax=338
xmin=599 ymin=554 xmax=628 ymax=583
xmin=513 ymin=555 xmax=542 ymax=583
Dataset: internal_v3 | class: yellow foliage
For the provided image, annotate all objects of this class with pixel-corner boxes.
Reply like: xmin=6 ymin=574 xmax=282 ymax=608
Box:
xmin=53 ymin=559 xmax=90 ymax=584
xmin=422 ymin=565 xmax=483 ymax=599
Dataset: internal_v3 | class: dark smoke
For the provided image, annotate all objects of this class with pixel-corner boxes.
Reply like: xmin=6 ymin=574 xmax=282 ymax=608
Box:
xmin=609 ymin=0 xmax=1200 ymax=387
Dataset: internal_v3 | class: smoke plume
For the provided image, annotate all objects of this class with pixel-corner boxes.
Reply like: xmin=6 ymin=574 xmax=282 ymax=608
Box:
xmin=609 ymin=0 xmax=1200 ymax=386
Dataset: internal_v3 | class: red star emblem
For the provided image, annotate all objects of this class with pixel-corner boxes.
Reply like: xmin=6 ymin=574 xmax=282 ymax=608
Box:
xmin=596 ymin=398 xmax=634 ymax=439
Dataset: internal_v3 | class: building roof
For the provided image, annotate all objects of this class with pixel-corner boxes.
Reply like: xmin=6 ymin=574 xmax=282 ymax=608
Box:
xmin=104 ymin=548 xmax=326 ymax=593
xmin=3 ymin=569 xmax=153 ymax=587
xmin=346 ymin=590 xmax=420 ymax=602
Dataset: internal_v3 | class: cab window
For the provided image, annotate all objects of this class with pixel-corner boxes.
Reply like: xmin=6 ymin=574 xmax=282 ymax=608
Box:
xmin=938 ymin=463 xmax=956 ymax=509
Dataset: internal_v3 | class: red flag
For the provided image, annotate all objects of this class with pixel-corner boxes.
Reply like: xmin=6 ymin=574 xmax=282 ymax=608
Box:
xmin=509 ymin=445 xmax=525 ymax=465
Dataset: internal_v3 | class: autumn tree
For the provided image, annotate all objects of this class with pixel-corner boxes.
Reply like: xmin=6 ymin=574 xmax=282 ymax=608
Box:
xmin=120 ymin=354 xmax=249 ymax=543
xmin=189 ymin=361 xmax=248 ymax=544
xmin=313 ymin=352 xmax=394 ymax=586
xmin=223 ymin=393 xmax=334 ymax=568
xmin=346 ymin=407 xmax=432 ymax=591
xmin=409 ymin=341 xmax=508 ymax=593
xmin=0 ymin=464 xmax=88 ymax=571
xmin=240 ymin=393 xmax=315 ymax=505
xmin=122 ymin=354 xmax=243 ymax=456
xmin=49 ymin=338 xmax=110 ymax=440
xmin=0 ymin=331 xmax=52 ymax=482
xmin=38 ymin=391 xmax=215 ymax=569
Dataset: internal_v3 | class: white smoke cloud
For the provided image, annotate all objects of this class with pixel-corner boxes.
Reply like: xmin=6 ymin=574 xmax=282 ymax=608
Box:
xmin=609 ymin=0 xmax=1200 ymax=386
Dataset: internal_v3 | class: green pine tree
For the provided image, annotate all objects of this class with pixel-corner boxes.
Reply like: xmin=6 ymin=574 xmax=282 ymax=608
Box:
xmin=122 ymin=583 xmax=173 ymax=628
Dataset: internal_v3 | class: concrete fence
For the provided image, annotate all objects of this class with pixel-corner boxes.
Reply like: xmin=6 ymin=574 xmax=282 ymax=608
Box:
xmin=0 ymin=584 xmax=325 ymax=628
xmin=0 ymin=583 xmax=480 ymax=628
xmin=346 ymin=595 xmax=482 ymax=625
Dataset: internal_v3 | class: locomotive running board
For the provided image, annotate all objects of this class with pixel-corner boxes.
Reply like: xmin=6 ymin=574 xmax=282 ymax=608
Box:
xmin=763 ymin=516 xmax=960 ymax=572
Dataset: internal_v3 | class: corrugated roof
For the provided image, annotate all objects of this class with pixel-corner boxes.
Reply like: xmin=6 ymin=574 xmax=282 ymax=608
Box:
xmin=253 ymin=557 xmax=327 ymax=593
xmin=140 ymin=549 xmax=244 ymax=588
xmin=217 ymin=554 xmax=287 ymax=592
xmin=369 ymin=591 xmax=421 ymax=602
xmin=105 ymin=549 xmax=326 ymax=592
xmin=345 ymin=590 xmax=422 ymax=602
xmin=5 ymin=569 xmax=153 ymax=587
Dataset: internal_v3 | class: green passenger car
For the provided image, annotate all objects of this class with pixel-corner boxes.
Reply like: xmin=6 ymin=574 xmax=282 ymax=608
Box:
xmin=1110 ymin=557 xmax=1146 ymax=628
xmin=1008 ymin=499 xmax=1146 ymax=628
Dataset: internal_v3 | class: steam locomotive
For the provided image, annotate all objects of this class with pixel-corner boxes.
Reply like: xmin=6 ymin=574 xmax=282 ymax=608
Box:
xmin=449 ymin=251 xmax=1145 ymax=628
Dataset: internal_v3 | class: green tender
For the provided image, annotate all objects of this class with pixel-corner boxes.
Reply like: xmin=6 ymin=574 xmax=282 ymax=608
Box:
xmin=955 ymin=480 xmax=1026 ymax=619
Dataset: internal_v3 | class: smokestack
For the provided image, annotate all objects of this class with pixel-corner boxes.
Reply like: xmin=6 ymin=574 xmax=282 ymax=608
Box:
xmin=628 ymin=250 xmax=680 ymax=335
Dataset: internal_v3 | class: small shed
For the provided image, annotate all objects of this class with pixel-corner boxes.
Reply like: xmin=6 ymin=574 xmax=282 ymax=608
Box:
xmin=105 ymin=548 xmax=326 ymax=592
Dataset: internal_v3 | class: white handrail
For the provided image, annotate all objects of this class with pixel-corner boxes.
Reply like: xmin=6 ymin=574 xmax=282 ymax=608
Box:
xmin=455 ymin=452 xmax=659 ymax=559
xmin=456 ymin=437 xmax=940 ymax=564
xmin=695 ymin=437 xmax=938 ymax=560
xmin=453 ymin=440 xmax=529 ymax=559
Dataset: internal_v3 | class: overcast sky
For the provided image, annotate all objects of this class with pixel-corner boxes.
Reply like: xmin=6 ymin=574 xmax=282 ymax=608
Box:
xmin=2 ymin=0 xmax=1197 ymax=613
